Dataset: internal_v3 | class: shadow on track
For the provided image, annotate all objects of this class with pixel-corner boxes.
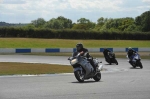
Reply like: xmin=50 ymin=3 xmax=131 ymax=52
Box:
xmin=71 ymin=80 xmax=103 ymax=84
xmin=130 ymin=67 xmax=142 ymax=69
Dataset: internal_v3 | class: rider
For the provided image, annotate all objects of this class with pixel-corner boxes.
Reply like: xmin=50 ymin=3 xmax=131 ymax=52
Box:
xmin=103 ymin=48 xmax=111 ymax=61
xmin=103 ymin=48 xmax=111 ymax=56
xmin=127 ymin=47 xmax=137 ymax=63
xmin=74 ymin=43 xmax=96 ymax=72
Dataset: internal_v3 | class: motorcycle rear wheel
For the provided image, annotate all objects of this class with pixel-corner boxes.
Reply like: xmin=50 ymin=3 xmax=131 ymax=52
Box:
xmin=93 ymin=72 xmax=101 ymax=82
xmin=74 ymin=70 xmax=84 ymax=82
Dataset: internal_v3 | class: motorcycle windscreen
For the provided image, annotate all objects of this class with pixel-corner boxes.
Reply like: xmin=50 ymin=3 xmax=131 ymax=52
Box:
xmin=133 ymin=53 xmax=140 ymax=61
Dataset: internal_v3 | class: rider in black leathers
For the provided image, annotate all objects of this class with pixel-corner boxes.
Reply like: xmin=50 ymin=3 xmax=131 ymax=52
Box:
xmin=73 ymin=43 xmax=96 ymax=72
xmin=103 ymin=48 xmax=111 ymax=56
xmin=103 ymin=48 xmax=111 ymax=62
xmin=127 ymin=47 xmax=137 ymax=63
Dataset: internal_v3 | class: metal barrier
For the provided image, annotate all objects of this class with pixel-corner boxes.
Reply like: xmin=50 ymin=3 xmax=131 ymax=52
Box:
xmin=0 ymin=48 xmax=150 ymax=53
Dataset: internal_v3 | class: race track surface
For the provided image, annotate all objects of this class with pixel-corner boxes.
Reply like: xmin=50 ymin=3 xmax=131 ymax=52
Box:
xmin=0 ymin=55 xmax=150 ymax=99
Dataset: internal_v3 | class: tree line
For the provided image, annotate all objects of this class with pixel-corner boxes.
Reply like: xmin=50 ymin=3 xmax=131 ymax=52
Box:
xmin=0 ymin=10 xmax=150 ymax=40
xmin=27 ymin=10 xmax=150 ymax=32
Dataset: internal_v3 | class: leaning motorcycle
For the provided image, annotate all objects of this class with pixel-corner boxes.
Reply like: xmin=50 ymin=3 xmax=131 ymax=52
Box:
xmin=68 ymin=53 xmax=103 ymax=82
xmin=103 ymin=52 xmax=118 ymax=65
xmin=126 ymin=53 xmax=143 ymax=69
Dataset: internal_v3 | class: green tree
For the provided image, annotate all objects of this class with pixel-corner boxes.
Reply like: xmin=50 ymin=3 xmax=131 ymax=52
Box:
xmin=24 ymin=24 xmax=35 ymax=29
xmin=44 ymin=16 xmax=72 ymax=29
xmin=44 ymin=18 xmax=63 ymax=29
xmin=94 ymin=17 xmax=108 ymax=31
xmin=31 ymin=18 xmax=46 ymax=28
xmin=97 ymin=17 xmax=107 ymax=26
xmin=99 ymin=17 xmax=135 ymax=31
xmin=118 ymin=17 xmax=135 ymax=31
xmin=135 ymin=10 xmax=150 ymax=32
xmin=72 ymin=18 xmax=95 ymax=30
xmin=57 ymin=16 xmax=73 ymax=29
xmin=77 ymin=18 xmax=90 ymax=24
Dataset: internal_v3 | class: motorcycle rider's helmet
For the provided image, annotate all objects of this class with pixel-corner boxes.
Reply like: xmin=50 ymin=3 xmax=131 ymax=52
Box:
xmin=76 ymin=43 xmax=83 ymax=51
xmin=128 ymin=47 xmax=132 ymax=51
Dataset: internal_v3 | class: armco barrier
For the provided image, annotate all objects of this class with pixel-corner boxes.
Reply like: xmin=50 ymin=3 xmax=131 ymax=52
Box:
xmin=0 ymin=48 xmax=150 ymax=53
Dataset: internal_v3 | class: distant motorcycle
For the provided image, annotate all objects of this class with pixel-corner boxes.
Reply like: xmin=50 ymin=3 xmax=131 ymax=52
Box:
xmin=103 ymin=51 xmax=118 ymax=65
xmin=127 ymin=53 xmax=143 ymax=69
xmin=68 ymin=53 xmax=103 ymax=82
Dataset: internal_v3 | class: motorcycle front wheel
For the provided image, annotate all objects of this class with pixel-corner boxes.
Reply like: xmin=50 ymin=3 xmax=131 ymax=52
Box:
xmin=115 ymin=59 xmax=118 ymax=65
xmin=74 ymin=70 xmax=84 ymax=82
xmin=137 ymin=61 xmax=143 ymax=69
xmin=93 ymin=72 xmax=101 ymax=82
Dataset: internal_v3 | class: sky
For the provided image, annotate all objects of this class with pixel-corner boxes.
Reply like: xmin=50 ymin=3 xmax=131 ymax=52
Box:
xmin=0 ymin=0 xmax=150 ymax=23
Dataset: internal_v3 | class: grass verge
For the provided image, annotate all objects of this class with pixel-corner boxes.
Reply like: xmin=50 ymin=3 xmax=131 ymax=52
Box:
xmin=0 ymin=62 xmax=73 ymax=75
xmin=0 ymin=38 xmax=150 ymax=48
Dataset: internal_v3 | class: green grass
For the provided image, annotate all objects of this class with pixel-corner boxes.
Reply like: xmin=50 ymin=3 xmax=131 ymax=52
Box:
xmin=0 ymin=38 xmax=150 ymax=48
xmin=0 ymin=62 xmax=73 ymax=75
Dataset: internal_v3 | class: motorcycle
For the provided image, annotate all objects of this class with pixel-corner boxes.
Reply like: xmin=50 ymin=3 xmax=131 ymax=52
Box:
xmin=103 ymin=51 xmax=118 ymax=65
xmin=126 ymin=53 xmax=143 ymax=69
xmin=68 ymin=53 xmax=103 ymax=82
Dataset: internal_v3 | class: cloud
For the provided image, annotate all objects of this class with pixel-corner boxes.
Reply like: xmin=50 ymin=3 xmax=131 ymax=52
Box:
xmin=1 ymin=0 xmax=26 ymax=4
xmin=0 ymin=0 xmax=150 ymax=23
xmin=67 ymin=0 xmax=123 ymax=12
xmin=142 ymin=0 xmax=150 ymax=2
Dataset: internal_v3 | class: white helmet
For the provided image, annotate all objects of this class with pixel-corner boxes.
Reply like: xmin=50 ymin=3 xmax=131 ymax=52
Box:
xmin=128 ymin=47 xmax=132 ymax=50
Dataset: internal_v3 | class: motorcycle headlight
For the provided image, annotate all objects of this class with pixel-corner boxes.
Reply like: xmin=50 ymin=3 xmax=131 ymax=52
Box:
xmin=71 ymin=59 xmax=78 ymax=65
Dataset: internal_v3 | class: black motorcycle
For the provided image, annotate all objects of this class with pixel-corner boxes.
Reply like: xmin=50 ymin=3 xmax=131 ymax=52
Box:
xmin=103 ymin=51 xmax=118 ymax=65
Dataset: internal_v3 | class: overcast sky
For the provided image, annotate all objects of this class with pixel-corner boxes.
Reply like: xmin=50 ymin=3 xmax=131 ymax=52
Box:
xmin=0 ymin=0 xmax=150 ymax=23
